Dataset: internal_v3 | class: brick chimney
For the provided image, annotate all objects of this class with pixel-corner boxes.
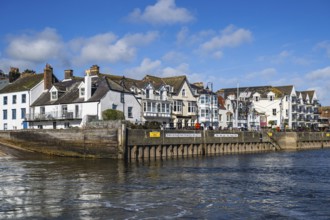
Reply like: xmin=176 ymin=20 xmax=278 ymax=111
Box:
xmin=9 ymin=67 xmax=20 ymax=82
xmin=44 ymin=64 xmax=53 ymax=90
xmin=64 ymin=69 xmax=73 ymax=80
xmin=90 ymin=65 xmax=99 ymax=76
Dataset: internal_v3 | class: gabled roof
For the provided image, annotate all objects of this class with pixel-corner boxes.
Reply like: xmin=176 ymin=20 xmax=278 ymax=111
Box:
xmin=31 ymin=75 xmax=131 ymax=106
xmin=275 ymin=85 xmax=295 ymax=96
xmin=0 ymin=73 xmax=44 ymax=93
xmin=143 ymin=75 xmax=188 ymax=95
xmin=218 ymin=85 xmax=279 ymax=99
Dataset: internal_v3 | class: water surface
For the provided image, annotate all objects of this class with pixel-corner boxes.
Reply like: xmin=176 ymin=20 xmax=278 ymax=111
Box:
xmin=1 ymin=149 xmax=330 ymax=219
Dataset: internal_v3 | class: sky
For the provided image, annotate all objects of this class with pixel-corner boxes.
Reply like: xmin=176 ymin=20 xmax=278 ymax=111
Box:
xmin=0 ymin=0 xmax=330 ymax=105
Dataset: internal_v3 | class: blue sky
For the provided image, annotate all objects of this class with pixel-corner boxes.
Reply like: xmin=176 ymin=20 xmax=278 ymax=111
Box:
xmin=1 ymin=0 xmax=330 ymax=105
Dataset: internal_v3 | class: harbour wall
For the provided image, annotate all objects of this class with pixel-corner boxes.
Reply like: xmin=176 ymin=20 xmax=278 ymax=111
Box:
xmin=0 ymin=122 xmax=329 ymax=159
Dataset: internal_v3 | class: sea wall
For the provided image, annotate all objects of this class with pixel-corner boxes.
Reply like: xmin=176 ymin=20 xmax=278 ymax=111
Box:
xmin=126 ymin=130 xmax=275 ymax=160
xmin=1 ymin=124 xmax=329 ymax=160
xmin=0 ymin=127 xmax=123 ymax=159
xmin=270 ymin=132 xmax=330 ymax=150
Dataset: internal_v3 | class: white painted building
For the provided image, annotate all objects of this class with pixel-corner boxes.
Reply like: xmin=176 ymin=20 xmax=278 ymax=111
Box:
xmin=27 ymin=66 xmax=141 ymax=129
xmin=0 ymin=65 xmax=57 ymax=130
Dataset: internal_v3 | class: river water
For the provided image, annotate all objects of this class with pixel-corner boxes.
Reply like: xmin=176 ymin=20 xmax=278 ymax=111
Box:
xmin=1 ymin=149 xmax=330 ymax=220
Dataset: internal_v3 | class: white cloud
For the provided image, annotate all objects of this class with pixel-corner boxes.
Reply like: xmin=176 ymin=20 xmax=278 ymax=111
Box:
xmin=128 ymin=0 xmax=194 ymax=25
xmin=176 ymin=27 xmax=189 ymax=44
xmin=245 ymin=68 xmax=277 ymax=80
xmin=212 ymin=51 xmax=223 ymax=59
xmin=258 ymin=50 xmax=312 ymax=66
xmin=5 ymin=27 xmax=64 ymax=63
xmin=305 ymin=66 xmax=330 ymax=80
xmin=72 ymin=31 xmax=158 ymax=65
xmin=200 ymin=25 xmax=252 ymax=52
xmin=125 ymin=58 xmax=162 ymax=79
xmin=316 ymin=41 xmax=330 ymax=58
xmin=162 ymin=51 xmax=186 ymax=63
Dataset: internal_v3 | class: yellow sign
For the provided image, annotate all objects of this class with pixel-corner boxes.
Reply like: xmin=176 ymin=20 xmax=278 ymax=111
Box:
xmin=327 ymin=133 xmax=330 ymax=137
xmin=267 ymin=132 xmax=273 ymax=137
xmin=150 ymin=131 xmax=160 ymax=138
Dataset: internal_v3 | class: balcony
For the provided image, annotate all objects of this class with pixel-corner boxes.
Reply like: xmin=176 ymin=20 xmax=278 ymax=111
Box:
xmin=25 ymin=111 xmax=82 ymax=121
xmin=143 ymin=112 xmax=171 ymax=118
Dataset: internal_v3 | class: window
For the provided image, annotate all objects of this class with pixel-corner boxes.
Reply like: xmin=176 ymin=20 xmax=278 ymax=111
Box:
xmin=143 ymin=103 xmax=146 ymax=112
xmin=12 ymin=109 xmax=16 ymax=119
xmin=40 ymin=107 xmax=45 ymax=115
xmin=112 ymin=104 xmax=117 ymax=110
xmin=273 ymin=108 xmax=277 ymax=116
xmin=80 ymin=87 xmax=85 ymax=97
xmin=286 ymin=109 xmax=288 ymax=116
xmin=22 ymin=94 xmax=26 ymax=103
xmin=255 ymin=96 xmax=259 ymax=102
xmin=13 ymin=95 xmax=17 ymax=104
xmin=173 ymin=101 xmax=182 ymax=112
xmin=120 ymin=92 xmax=124 ymax=103
xmin=200 ymin=95 xmax=205 ymax=104
xmin=38 ymin=125 xmax=43 ymax=129
xmin=227 ymin=104 xmax=230 ymax=110
xmin=3 ymin=96 xmax=7 ymax=105
xmin=64 ymin=122 xmax=70 ymax=128
xmin=269 ymin=96 xmax=274 ymax=101
xmin=219 ymin=114 xmax=222 ymax=122
xmin=51 ymin=91 xmax=57 ymax=100
xmin=147 ymin=102 xmax=152 ymax=112
xmin=3 ymin=110 xmax=7 ymax=120
xmin=4 ymin=123 xmax=7 ymax=130
xmin=21 ymin=108 xmax=26 ymax=119
xmin=128 ymin=107 xmax=133 ymax=118
xmin=146 ymin=89 xmax=150 ymax=99
xmin=182 ymin=89 xmax=186 ymax=97
xmin=285 ymin=96 xmax=288 ymax=101
xmin=188 ymin=102 xmax=196 ymax=113
xmin=201 ymin=109 xmax=206 ymax=117
xmin=160 ymin=91 xmax=164 ymax=100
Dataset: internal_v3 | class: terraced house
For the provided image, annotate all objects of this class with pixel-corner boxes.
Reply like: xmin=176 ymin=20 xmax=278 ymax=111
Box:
xmin=26 ymin=65 xmax=141 ymax=129
xmin=218 ymin=85 xmax=320 ymax=130
xmin=0 ymin=64 xmax=58 ymax=130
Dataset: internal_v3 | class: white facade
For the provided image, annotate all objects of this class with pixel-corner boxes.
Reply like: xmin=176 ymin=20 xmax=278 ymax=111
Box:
xmin=0 ymin=81 xmax=44 ymax=130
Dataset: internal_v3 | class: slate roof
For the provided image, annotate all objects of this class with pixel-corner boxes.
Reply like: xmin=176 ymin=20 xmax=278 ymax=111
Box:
xmin=0 ymin=73 xmax=44 ymax=93
xmin=218 ymin=85 xmax=284 ymax=99
xmin=31 ymin=75 xmax=130 ymax=106
xmin=143 ymin=75 xmax=189 ymax=95
xmin=275 ymin=85 xmax=294 ymax=96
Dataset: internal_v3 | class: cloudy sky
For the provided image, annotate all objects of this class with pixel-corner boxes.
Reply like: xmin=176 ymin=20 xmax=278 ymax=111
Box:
xmin=1 ymin=0 xmax=330 ymax=105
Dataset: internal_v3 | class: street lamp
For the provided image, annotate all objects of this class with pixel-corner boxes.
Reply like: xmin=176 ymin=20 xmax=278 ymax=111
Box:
xmin=206 ymin=82 xmax=213 ymax=128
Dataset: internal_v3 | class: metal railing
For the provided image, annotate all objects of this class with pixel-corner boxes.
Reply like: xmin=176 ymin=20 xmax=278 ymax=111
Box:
xmin=25 ymin=111 xmax=82 ymax=121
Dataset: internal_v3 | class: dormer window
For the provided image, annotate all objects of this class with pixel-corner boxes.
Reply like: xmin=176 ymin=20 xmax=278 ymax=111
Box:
xmin=146 ymin=89 xmax=150 ymax=99
xmin=80 ymin=87 xmax=85 ymax=98
xmin=255 ymin=96 xmax=259 ymax=101
xmin=51 ymin=91 xmax=57 ymax=101
xmin=269 ymin=95 xmax=274 ymax=101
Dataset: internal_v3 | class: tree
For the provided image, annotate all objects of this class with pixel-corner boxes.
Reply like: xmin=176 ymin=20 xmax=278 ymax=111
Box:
xmin=102 ymin=109 xmax=125 ymax=120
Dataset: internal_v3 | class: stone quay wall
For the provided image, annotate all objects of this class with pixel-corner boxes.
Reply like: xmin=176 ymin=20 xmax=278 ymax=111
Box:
xmin=0 ymin=127 xmax=123 ymax=159
xmin=126 ymin=130 xmax=276 ymax=160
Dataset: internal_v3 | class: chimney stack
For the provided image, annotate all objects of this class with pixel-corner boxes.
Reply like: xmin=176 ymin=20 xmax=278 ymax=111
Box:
xmin=84 ymin=69 xmax=92 ymax=101
xmin=64 ymin=69 xmax=73 ymax=80
xmin=9 ymin=67 xmax=20 ymax=83
xmin=90 ymin=65 xmax=100 ymax=76
xmin=44 ymin=64 xmax=53 ymax=90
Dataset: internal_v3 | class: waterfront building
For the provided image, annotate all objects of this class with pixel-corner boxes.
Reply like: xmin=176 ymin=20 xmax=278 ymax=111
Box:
xmin=26 ymin=65 xmax=141 ymax=129
xmin=190 ymin=82 xmax=218 ymax=129
xmin=318 ymin=106 xmax=330 ymax=131
xmin=0 ymin=64 xmax=58 ymax=130
xmin=217 ymin=85 xmax=320 ymax=131
xmin=140 ymin=75 xmax=197 ymax=128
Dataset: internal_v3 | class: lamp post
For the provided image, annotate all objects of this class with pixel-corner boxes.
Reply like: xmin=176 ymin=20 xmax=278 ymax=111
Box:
xmin=207 ymin=82 xmax=213 ymax=128
xmin=121 ymin=76 xmax=125 ymax=119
